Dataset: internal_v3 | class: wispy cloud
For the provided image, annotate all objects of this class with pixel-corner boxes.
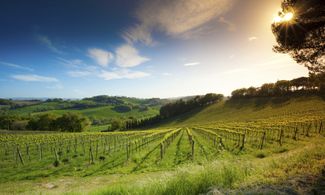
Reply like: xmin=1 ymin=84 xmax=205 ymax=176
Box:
xmin=99 ymin=69 xmax=150 ymax=80
xmin=46 ymin=83 xmax=63 ymax=90
xmin=218 ymin=17 xmax=236 ymax=32
xmin=12 ymin=74 xmax=58 ymax=82
xmin=88 ymin=48 xmax=114 ymax=67
xmin=57 ymin=57 xmax=84 ymax=68
xmin=0 ymin=61 xmax=34 ymax=71
xmin=162 ymin=72 xmax=172 ymax=76
xmin=123 ymin=0 xmax=234 ymax=45
xmin=67 ymin=70 xmax=93 ymax=77
xmin=248 ymin=36 xmax=257 ymax=41
xmin=36 ymin=35 xmax=64 ymax=54
xmin=115 ymin=44 xmax=150 ymax=67
xmin=184 ymin=62 xmax=200 ymax=67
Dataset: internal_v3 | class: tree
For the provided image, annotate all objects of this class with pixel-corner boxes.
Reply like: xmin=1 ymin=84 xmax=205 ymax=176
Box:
xmin=231 ymin=88 xmax=247 ymax=98
xmin=0 ymin=115 xmax=17 ymax=130
xmin=55 ymin=113 xmax=90 ymax=132
xmin=110 ymin=118 xmax=124 ymax=131
xmin=272 ymin=0 xmax=325 ymax=74
xmin=259 ymin=83 xmax=275 ymax=96
xmin=274 ymin=80 xmax=290 ymax=95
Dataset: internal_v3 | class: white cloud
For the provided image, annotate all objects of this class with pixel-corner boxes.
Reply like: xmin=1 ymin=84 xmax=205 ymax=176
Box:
xmin=124 ymin=0 xmax=234 ymax=45
xmin=184 ymin=62 xmax=200 ymax=67
xmin=99 ymin=69 xmax=150 ymax=80
xmin=88 ymin=48 xmax=114 ymax=67
xmin=248 ymin=36 xmax=258 ymax=41
xmin=12 ymin=74 xmax=58 ymax=82
xmin=115 ymin=44 xmax=150 ymax=67
xmin=0 ymin=61 xmax=33 ymax=71
xmin=36 ymin=35 xmax=63 ymax=54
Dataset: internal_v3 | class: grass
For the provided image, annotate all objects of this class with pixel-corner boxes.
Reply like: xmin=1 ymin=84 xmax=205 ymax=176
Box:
xmin=160 ymin=96 xmax=325 ymax=127
xmin=93 ymin=136 xmax=325 ymax=195
xmin=0 ymin=96 xmax=324 ymax=194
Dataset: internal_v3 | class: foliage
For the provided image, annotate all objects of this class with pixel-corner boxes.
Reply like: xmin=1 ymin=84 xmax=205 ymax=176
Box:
xmin=126 ymin=93 xmax=224 ymax=129
xmin=25 ymin=113 xmax=90 ymax=132
xmin=272 ymin=0 xmax=325 ymax=74
xmin=113 ymin=105 xmax=132 ymax=113
xmin=110 ymin=118 xmax=125 ymax=131
xmin=231 ymin=74 xmax=324 ymax=98
xmin=55 ymin=113 xmax=91 ymax=132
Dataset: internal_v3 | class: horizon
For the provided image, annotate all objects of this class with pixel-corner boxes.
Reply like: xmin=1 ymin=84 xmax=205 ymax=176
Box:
xmin=0 ymin=0 xmax=308 ymax=99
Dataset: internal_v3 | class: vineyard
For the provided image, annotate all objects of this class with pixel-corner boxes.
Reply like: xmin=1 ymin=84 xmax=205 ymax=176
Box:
xmin=1 ymin=115 xmax=324 ymax=183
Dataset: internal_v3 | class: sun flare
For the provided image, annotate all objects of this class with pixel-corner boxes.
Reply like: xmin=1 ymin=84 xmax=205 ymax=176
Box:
xmin=273 ymin=12 xmax=294 ymax=23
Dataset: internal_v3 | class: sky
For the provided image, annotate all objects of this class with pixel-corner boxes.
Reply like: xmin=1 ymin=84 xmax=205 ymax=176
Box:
xmin=0 ymin=0 xmax=308 ymax=99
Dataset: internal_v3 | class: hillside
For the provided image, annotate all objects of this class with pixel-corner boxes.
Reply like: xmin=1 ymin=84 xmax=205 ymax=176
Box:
xmin=161 ymin=95 xmax=325 ymax=126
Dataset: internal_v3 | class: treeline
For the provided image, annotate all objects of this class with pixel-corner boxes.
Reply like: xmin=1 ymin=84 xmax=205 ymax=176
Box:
xmin=231 ymin=74 xmax=324 ymax=98
xmin=121 ymin=93 xmax=224 ymax=130
xmin=0 ymin=113 xmax=90 ymax=132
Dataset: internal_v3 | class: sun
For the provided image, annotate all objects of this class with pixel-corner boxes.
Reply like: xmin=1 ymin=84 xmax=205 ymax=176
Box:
xmin=273 ymin=12 xmax=294 ymax=23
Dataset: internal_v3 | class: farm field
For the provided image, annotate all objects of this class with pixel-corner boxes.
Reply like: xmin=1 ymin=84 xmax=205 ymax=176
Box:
xmin=0 ymin=96 xmax=324 ymax=194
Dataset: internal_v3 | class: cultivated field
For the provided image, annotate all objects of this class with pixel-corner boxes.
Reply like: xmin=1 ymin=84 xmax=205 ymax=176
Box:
xmin=0 ymin=96 xmax=324 ymax=194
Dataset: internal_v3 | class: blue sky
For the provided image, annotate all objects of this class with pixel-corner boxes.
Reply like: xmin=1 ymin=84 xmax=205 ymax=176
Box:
xmin=0 ymin=0 xmax=308 ymax=98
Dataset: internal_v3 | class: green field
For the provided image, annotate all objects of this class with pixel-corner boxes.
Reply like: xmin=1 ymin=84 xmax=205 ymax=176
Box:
xmin=0 ymin=96 xmax=324 ymax=194
xmin=9 ymin=102 xmax=160 ymax=120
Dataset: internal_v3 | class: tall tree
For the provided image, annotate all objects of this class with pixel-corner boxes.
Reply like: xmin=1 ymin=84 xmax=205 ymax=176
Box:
xmin=272 ymin=0 xmax=325 ymax=74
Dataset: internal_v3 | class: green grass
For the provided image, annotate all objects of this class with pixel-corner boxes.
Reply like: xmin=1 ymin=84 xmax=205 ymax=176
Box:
xmin=92 ymin=136 xmax=325 ymax=195
xmin=0 ymin=96 xmax=324 ymax=194
xmin=33 ymin=105 xmax=159 ymax=120
xmin=159 ymin=96 xmax=325 ymax=127
xmin=86 ymin=124 xmax=110 ymax=132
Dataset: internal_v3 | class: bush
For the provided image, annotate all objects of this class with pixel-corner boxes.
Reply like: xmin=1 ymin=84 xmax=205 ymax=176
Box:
xmin=113 ymin=105 xmax=132 ymax=113
xmin=55 ymin=113 xmax=91 ymax=132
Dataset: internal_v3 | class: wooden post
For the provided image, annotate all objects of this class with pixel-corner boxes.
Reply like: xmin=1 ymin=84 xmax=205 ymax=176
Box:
xmin=26 ymin=144 xmax=30 ymax=161
xmin=279 ymin=129 xmax=284 ymax=146
xmin=95 ymin=141 xmax=98 ymax=159
xmin=126 ymin=143 xmax=129 ymax=160
xmin=240 ymin=133 xmax=245 ymax=150
xmin=191 ymin=140 xmax=195 ymax=160
xmin=160 ymin=143 xmax=164 ymax=160
xmin=293 ymin=127 xmax=298 ymax=140
xmin=306 ymin=123 xmax=311 ymax=137
xmin=54 ymin=148 xmax=59 ymax=162
xmin=16 ymin=146 xmax=24 ymax=165
xmin=89 ymin=145 xmax=94 ymax=164
xmin=260 ymin=131 xmax=266 ymax=149
xmin=319 ymin=121 xmax=323 ymax=134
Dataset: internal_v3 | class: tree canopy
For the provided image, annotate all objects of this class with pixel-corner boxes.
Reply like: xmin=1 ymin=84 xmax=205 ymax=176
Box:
xmin=231 ymin=74 xmax=324 ymax=98
xmin=272 ymin=0 xmax=325 ymax=74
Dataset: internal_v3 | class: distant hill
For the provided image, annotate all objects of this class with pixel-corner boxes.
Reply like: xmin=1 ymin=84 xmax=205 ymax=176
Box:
xmin=0 ymin=95 xmax=202 ymax=129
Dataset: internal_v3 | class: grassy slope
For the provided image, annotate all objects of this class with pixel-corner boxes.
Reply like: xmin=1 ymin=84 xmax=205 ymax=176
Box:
xmin=161 ymin=95 xmax=325 ymax=127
